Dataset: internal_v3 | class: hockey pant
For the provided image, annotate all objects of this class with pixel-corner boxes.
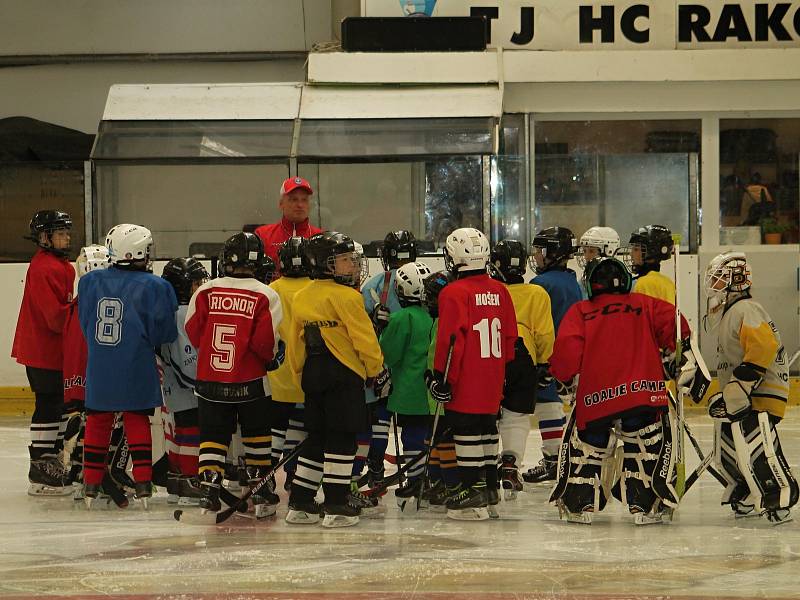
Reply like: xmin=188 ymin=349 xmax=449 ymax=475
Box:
xmin=197 ymin=397 xmax=271 ymax=477
xmin=498 ymin=407 xmax=531 ymax=463
xmin=448 ymin=411 xmax=499 ymax=489
xmin=714 ymin=411 xmax=798 ymax=514
xmin=84 ymin=409 xmax=153 ymax=486
xmin=163 ymin=407 xmax=200 ymax=476
xmin=396 ymin=413 xmax=430 ymax=482
xmin=270 ymin=402 xmax=306 ymax=475
xmin=26 ymin=367 xmax=63 ymax=459
xmin=501 ymin=338 xmax=538 ymax=414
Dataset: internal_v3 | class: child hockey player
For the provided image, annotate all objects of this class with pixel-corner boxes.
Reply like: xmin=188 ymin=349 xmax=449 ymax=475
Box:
xmin=523 ymin=227 xmax=582 ymax=485
xmin=626 ymin=225 xmax=675 ymax=304
xmin=703 ymin=251 xmax=798 ymax=524
xmin=379 ymin=261 xmax=434 ymax=506
xmin=12 ymin=210 xmax=75 ymax=495
xmin=576 ymin=227 xmax=620 ymax=271
xmin=427 ymin=227 xmax=517 ymax=520
xmin=489 ymin=240 xmax=554 ymax=499
xmin=185 ymin=232 xmax=283 ymax=518
xmin=79 ymin=224 xmax=178 ymax=508
xmin=160 ymin=257 xmax=209 ymax=505
xmin=286 ymin=232 xmax=387 ymax=528
xmin=549 ymin=257 xmax=692 ymax=525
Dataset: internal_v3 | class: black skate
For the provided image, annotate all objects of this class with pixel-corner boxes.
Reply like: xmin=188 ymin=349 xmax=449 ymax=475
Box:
xmin=763 ymin=508 xmax=793 ymax=525
xmin=321 ymin=499 xmax=361 ymax=528
xmin=286 ymin=498 xmax=322 ymax=524
xmin=419 ymin=479 xmax=445 ymax=503
xmin=501 ymin=454 xmax=524 ymax=500
xmin=522 ymin=454 xmax=558 ymax=484
xmin=166 ymin=472 xmax=180 ymax=504
xmin=446 ymin=484 xmax=489 ymax=521
xmin=486 ymin=487 xmax=500 ymax=519
xmin=428 ymin=484 xmax=459 ymax=513
xmin=349 ymin=482 xmax=384 ymax=517
xmin=176 ymin=475 xmax=204 ymax=506
xmin=247 ymin=467 xmax=279 ymax=519
xmin=28 ymin=450 xmax=70 ymax=497
xmin=727 ymin=483 xmax=757 ymax=518
xmin=394 ymin=478 xmax=423 ymax=511
xmin=199 ymin=471 xmax=222 ymax=513
xmin=133 ymin=481 xmax=152 ymax=510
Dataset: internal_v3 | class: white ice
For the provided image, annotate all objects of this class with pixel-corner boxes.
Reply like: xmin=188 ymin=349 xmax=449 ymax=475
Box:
xmin=1 ymin=411 xmax=799 ymax=600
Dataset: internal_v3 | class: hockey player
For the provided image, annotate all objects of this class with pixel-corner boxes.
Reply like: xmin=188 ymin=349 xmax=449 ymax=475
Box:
xmin=626 ymin=225 xmax=675 ymax=304
xmin=703 ymin=251 xmax=798 ymax=524
xmin=160 ymin=257 xmax=209 ymax=505
xmin=380 ymin=261 xmax=434 ymax=505
xmin=254 ymin=254 xmax=277 ymax=285
xmin=268 ymin=237 xmax=312 ymax=491
xmin=427 ymin=228 xmax=517 ymax=520
xmin=12 ymin=210 xmax=75 ymax=495
xmin=79 ymin=224 xmax=178 ymax=508
xmin=576 ymin=227 xmax=620 ymax=270
xmin=285 ymin=232 xmax=387 ymax=528
xmin=489 ymin=240 xmax=555 ymax=499
xmin=185 ymin=232 xmax=283 ymax=518
xmin=360 ymin=230 xmax=417 ymax=487
xmin=549 ymin=257 xmax=691 ymax=525
xmin=523 ymin=227 xmax=582 ymax=484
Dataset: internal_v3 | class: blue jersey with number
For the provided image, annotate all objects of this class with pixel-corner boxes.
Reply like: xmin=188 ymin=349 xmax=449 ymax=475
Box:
xmin=78 ymin=267 xmax=178 ymax=411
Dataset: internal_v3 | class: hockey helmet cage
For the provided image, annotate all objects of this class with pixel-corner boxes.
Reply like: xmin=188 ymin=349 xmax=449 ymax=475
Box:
xmin=306 ymin=231 xmax=360 ymax=286
xmin=628 ymin=225 xmax=673 ymax=263
xmin=278 ymin=236 xmax=310 ymax=278
xmin=352 ymin=241 xmax=369 ymax=288
xmin=221 ymin=232 xmax=264 ymax=276
xmin=491 ymin=239 xmax=528 ymax=281
xmin=703 ymin=251 xmax=752 ymax=330
xmin=76 ymin=245 xmax=110 ymax=277
xmin=105 ymin=224 xmax=154 ymax=267
xmin=395 ymin=261 xmax=432 ymax=306
xmin=444 ymin=227 xmax=490 ymax=273
xmin=162 ymin=257 xmax=210 ymax=303
xmin=578 ymin=226 xmax=620 ymax=268
xmin=583 ymin=257 xmax=632 ymax=299
xmin=382 ymin=230 xmax=417 ymax=270
xmin=529 ymin=227 xmax=577 ymax=273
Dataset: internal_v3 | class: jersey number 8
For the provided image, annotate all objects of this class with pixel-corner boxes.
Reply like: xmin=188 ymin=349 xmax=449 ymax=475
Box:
xmin=95 ymin=297 xmax=124 ymax=346
xmin=472 ymin=317 xmax=502 ymax=359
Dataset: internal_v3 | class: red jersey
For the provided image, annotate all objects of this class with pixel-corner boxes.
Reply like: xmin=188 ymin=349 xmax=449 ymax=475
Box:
xmin=62 ymin=300 xmax=87 ymax=404
xmin=185 ymin=277 xmax=282 ymax=384
xmin=254 ymin=217 xmax=322 ymax=271
xmin=12 ymin=249 xmax=76 ymax=370
xmin=550 ymin=292 xmax=690 ymax=430
xmin=434 ymin=273 xmax=517 ymax=414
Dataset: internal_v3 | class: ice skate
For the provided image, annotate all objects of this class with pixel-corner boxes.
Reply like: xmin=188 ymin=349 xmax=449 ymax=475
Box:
xmin=522 ymin=454 xmax=557 ymax=484
xmin=418 ymin=479 xmax=445 ymax=509
xmin=428 ymin=484 xmax=459 ymax=513
xmin=557 ymin=500 xmax=593 ymax=524
xmin=247 ymin=468 xmax=279 ymax=519
xmin=394 ymin=478 xmax=423 ymax=511
xmin=28 ymin=452 xmax=71 ymax=497
xmin=321 ymin=501 xmax=360 ymax=528
xmin=630 ymin=505 xmax=664 ymax=526
xmin=500 ymin=454 xmax=524 ymax=500
xmin=762 ymin=508 xmax=792 ymax=525
xmin=176 ymin=475 xmax=204 ymax=506
xmin=486 ymin=487 xmax=500 ymax=519
xmin=166 ymin=472 xmax=180 ymax=504
xmin=286 ymin=498 xmax=322 ymax=524
xmin=199 ymin=471 xmax=222 ymax=514
xmin=133 ymin=481 xmax=152 ymax=510
xmin=223 ymin=462 xmax=242 ymax=493
xmin=446 ymin=485 xmax=490 ymax=521
xmin=72 ymin=482 xmax=85 ymax=501
xmin=350 ymin=483 xmax=385 ymax=517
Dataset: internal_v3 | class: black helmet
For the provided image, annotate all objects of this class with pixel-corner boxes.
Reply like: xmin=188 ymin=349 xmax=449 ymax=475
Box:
xmin=27 ymin=210 xmax=73 ymax=255
xmin=306 ymin=231 xmax=359 ymax=286
xmin=381 ymin=230 xmax=417 ymax=270
xmin=628 ymin=225 xmax=673 ymax=264
xmin=422 ymin=270 xmax=452 ymax=318
xmin=162 ymin=257 xmax=209 ymax=304
xmin=221 ymin=232 xmax=264 ymax=276
xmin=278 ymin=236 xmax=310 ymax=278
xmin=490 ymin=239 xmax=527 ymax=282
xmin=254 ymin=254 xmax=277 ymax=284
xmin=583 ymin=257 xmax=632 ymax=299
xmin=529 ymin=227 xmax=577 ymax=273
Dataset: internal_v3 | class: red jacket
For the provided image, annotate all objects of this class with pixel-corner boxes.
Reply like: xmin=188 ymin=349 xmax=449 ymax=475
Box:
xmin=12 ymin=249 xmax=76 ymax=370
xmin=254 ymin=217 xmax=322 ymax=271
xmin=434 ymin=274 xmax=517 ymax=414
xmin=550 ymin=292 xmax=690 ymax=430
xmin=62 ymin=300 xmax=87 ymax=404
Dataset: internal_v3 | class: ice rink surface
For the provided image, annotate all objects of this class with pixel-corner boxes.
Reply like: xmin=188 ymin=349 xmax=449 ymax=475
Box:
xmin=1 ymin=411 xmax=799 ymax=600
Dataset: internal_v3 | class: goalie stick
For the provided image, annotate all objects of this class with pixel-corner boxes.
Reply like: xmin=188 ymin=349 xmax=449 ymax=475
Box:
xmin=671 ymin=233 xmax=686 ymax=498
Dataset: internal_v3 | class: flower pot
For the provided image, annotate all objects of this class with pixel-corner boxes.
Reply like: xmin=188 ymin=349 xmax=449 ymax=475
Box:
xmin=764 ymin=232 xmax=782 ymax=244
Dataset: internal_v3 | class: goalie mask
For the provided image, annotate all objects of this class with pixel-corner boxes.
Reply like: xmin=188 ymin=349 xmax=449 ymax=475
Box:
xmin=577 ymin=226 xmax=620 ymax=269
xmin=703 ymin=251 xmax=751 ymax=331
xmin=76 ymin=245 xmax=110 ymax=277
xmin=444 ymin=227 xmax=490 ymax=274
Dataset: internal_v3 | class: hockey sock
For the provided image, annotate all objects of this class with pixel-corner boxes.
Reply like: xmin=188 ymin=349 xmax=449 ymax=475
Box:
xmin=84 ymin=411 xmax=116 ymax=485
xmin=537 ymin=401 xmax=565 ymax=458
xmin=401 ymin=424 xmax=427 ymax=481
xmin=292 ymin=431 xmax=324 ymax=500
xmin=123 ymin=411 xmax=153 ymax=483
xmin=27 ymin=368 xmax=63 ymax=459
xmin=162 ymin=408 xmax=179 ymax=473
xmin=271 ymin=427 xmax=286 ymax=466
xmin=172 ymin=408 xmax=199 ymax=475
xmin=439 ymin=438 xmax=460 ymax=487
xmin=454 ymin=435 xmax=483 ymax=488
xmin=428 ymin=447 xmax=442 ymax=483
xmin=322 ymin=432 xmax=357 ymax=505
xmin=242 ymin=432 xmax=272 ymax=469
xmin=283 ymin=404 xmax=306 ymax=473
xmin=352 ymin=430 xmax=371 ymax=481
xmin=482 ymin=418 xmax=500 ymax=489
xmin=270 ymin=401 xmax=292 ymax=467
xmin=367 ymin=404 xmax=391 ymax=470
xmin=498 ymin=408 xmax=531 ymax=462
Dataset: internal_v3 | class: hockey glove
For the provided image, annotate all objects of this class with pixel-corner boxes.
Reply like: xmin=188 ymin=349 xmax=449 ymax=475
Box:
xmin=425 ymin=369 xmax=452 ymax=404
xmin=373 ymin=367 xmax=393 ymax=400
xmin=371 ymin=303 xmax=391 ymax=332
xmin=556 ymin=376 xmax=577 ymax=405
xmin=537 ymin=363 xmax=553 ymax=391
xmin=266 ymin=340 xmax=286 ymax=372
xmin=677 ymin=350 xmax=712 ymax=404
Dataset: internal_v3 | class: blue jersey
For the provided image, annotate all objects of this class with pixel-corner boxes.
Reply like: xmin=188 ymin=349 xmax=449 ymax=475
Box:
xmin=529 ymin=268 xmax=582 ymax=402
xmin=159 ymin=304 xmax=198 ymax=413
xmin=78 ymin=267 xmax=178 ymax=411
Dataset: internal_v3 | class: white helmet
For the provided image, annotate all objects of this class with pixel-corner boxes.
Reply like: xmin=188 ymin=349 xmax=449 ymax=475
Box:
xmin=444 ymin=227 xmax=490 ymax=273
xmin=578 ymin=226 xmax=620 ymax=268
xmin=76 ymin=245 xmax=110 ymax=277
xmin=395 ymin=261 xmax=432 ymax=305
xmin=703 ymin=251 xmax=751 ymax=330
xmin=105 ymin=224 xmax=154 ymax=266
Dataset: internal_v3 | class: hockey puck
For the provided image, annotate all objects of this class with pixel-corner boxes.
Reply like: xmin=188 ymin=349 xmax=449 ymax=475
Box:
xmin=173 ymin=509 xmax=183 ymax=521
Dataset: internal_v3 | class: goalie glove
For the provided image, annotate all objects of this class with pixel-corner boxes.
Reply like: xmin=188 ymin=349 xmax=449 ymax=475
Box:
xmin=424 ymin=369 xmax=452 ymax=404
xmin=708 ymin=363 xmax=762 ymax=421
xmin=537 ymin=363 xmax=553 ymax=391
xmin=371 ymin=303 xmax=391 ymax=332
xmin=266 ymin=340 xmax=286 ymax=372
xmin=373 ymin=367 xmax=392 ymax=400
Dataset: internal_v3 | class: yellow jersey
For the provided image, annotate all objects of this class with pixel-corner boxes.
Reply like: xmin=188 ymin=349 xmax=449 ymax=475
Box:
xmin=266 ymin=276 xmax=311 ymax=404
xmin=507 ymin=283 xmax=554 ymax=364
xmin=633 ymin=270 xmax=675 ymax=305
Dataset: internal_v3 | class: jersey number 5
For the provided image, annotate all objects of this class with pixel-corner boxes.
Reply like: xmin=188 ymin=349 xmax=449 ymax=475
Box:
xmin=211 ymin=323 xmax=237 ymax=372
xmin=95 ymin=297 xmax=124 ymax=346
xmin=473 ymin=317 xmax=502 ymax=359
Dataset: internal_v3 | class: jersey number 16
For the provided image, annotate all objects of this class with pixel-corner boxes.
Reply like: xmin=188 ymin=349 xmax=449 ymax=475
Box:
xmin=472 ymin=317 xmax=502 ymax=359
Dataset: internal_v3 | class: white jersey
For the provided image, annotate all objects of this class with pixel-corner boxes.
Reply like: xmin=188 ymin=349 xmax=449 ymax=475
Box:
xmin=160 ymin=304 xmax=199 ymax=413
xmin=716 ymin=296 xmax=789 ymax=419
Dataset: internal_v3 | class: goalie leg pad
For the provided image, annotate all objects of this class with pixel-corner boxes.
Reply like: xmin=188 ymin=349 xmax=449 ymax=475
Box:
xmin=714 ymin=421 xmax=757 ymax=516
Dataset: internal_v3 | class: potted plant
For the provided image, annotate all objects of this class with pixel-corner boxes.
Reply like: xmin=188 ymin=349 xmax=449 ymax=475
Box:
xmin=760 ymin=217 xmax=788 ymax=244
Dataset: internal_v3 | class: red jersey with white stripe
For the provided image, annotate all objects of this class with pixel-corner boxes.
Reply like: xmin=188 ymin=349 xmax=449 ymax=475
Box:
xmin=550 ymin=292 xmax=690 ymax=430
xmin=185 ymin=277 xmax=282 ymax=384
xmin=434 ymin=273 xmax=517 ymax=414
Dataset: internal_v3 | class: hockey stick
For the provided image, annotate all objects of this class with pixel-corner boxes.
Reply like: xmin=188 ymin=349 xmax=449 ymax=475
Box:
xmin=667 ymin=391 xmax=727 ymax=488
xmin=415 ymin=333 xmax=457 ymax=511
xmin=174 ymin=439 xmax=307 ymax=525
xmin=683 ymin=449 xmax=715 ymax=495
xmin=671 ymin=233 xmax=686 ymax=498
xmin=392 ymin=414 xmax=406 ymax=492
xmin=788 ymin=348 xmax=800 ymax=370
